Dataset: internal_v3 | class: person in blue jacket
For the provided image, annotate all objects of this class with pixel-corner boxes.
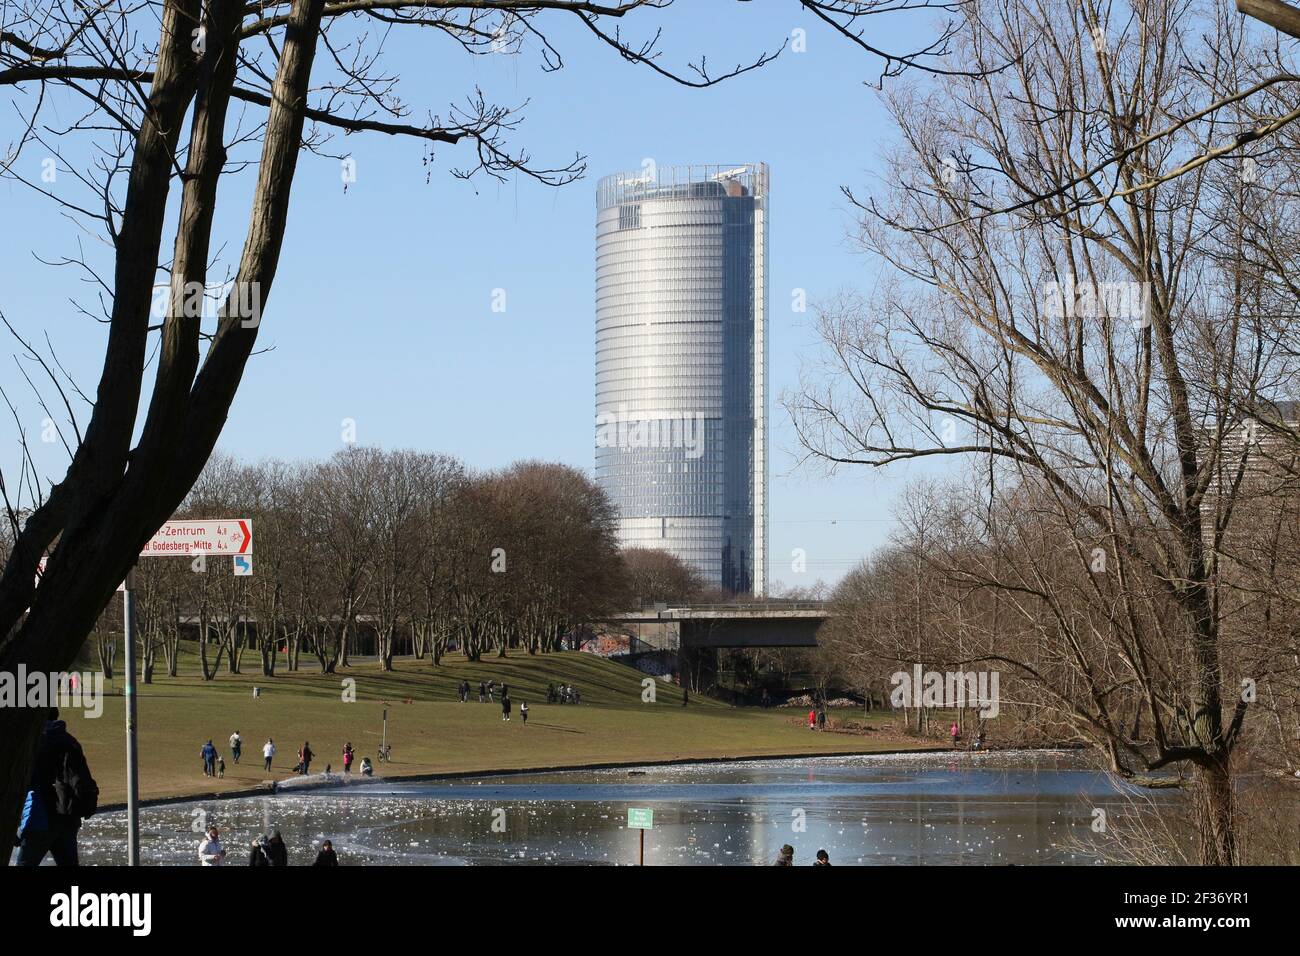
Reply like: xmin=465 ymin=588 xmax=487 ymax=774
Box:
xmin=17 ymin=708 xmax=99 ymax=866
xmin=200 ymin=740 xmax=218 ymax=777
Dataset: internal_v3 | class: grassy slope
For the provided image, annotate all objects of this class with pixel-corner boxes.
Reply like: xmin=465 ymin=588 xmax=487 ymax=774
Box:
xmin=67 ymin=651 xmax=935 ymax=805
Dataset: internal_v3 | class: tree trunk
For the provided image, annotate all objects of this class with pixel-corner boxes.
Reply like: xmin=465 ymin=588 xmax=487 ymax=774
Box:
xmin=199 ymin=614 xmax=217 ymax=681
xmin=96 ymin=633 xmax=115 ymax=681
xmin=1195 ymin=757 xmax=1237 ymax=866
xmin=140 ymin=628 xmax=156 ymax=684
xmin=260 ymin=625 xmax=277 ymax=677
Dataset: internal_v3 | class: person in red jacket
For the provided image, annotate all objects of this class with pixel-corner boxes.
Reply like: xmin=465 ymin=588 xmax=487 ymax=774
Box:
xmin=808 ymin=709 xmax=816 ymax=730
xmin=342 ymin=742 xmax=354 ymax=773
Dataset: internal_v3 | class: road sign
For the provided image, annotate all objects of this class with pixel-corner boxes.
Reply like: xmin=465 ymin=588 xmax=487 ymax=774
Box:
xmin=627 ymin=807 xmax=653 ymax=830
xmin=139 ymin=519 xmax=252 ymax=557
xmin=628 ymin=807 xmax=652 ymax=866
xmin=233 ymin=554 xmax=253 ymax=576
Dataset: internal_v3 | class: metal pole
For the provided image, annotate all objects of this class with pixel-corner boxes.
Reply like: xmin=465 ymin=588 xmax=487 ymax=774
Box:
xmin=381 ymin=707 xmax=388 ymax=760
xmin=122 ymin=568 xmax=140 ymax=866
xmin=639 ymin=828 xmax=644 ymax=866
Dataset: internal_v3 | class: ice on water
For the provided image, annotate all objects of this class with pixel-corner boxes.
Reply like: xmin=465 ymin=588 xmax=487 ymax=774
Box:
xmin=78 ymin=751 xmax=1162 ymax=866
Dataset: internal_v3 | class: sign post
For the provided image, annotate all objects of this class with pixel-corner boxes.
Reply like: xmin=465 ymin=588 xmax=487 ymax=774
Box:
xmin=121 ymin=568 xmax=141 ymax=867
xmin=117 ymin=518 xmax=252 ymax=865
xmin=627 ymin=807 xmax=653 ymax=865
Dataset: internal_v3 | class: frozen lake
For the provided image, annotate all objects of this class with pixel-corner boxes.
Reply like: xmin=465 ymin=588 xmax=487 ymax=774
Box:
xmin=67 ymin=750 xmax=1175 ymax=865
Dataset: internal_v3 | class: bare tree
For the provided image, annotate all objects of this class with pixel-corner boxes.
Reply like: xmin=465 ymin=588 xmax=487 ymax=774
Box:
xmin=367 ymin=451 xmax=430 ymax=670
xmin=790 ymin=0 xmax=1300 ymax=863
xmin=622 ymin=547 xmax=705 ymax=606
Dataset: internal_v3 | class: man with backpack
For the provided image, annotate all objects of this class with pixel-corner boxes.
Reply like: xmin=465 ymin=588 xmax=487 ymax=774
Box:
xmin=16 ymin=708 xmax=99 ymax=866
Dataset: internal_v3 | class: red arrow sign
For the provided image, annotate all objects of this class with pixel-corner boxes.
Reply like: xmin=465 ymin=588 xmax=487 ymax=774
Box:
xmin=140 ymin=519 xmax=255 ymax=557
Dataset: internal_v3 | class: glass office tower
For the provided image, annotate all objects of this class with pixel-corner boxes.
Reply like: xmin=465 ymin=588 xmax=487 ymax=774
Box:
xmin=595 ymin=164 xmax=768 ymax=595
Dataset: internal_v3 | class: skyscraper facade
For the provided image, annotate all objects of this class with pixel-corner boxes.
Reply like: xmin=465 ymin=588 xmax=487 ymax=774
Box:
xmin=595 ymin=163 xmax=768 ymax=595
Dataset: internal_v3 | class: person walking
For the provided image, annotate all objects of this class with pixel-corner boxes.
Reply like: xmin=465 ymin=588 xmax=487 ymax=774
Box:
xmin=814 ymin=849 xmax=832 ymax=866
xmin=229 ymin=730 xmax=242 ymax=764
xmin=773 ymin=844 xmax=795 ymax=866
xmin=950 ymin=721 xmax=960 ymax=748
xmin=263 ymin=738 xmax=276 ymax=772
xmin=267 ymin=830 xmax=288 ymax=866
xmin=808 ymin=709 xmax=816 ymax=731
xmin=15 ymin=708 xmax=99 ymax=867
xmin=478 ymin=681 xmax=486 ymax=703
xmin=501 ymin=692 xmax=512 ymax=722
xmin=342 ymin=742 xmax=354 ymax=774
xmin=298 ymin=741 xmax=314 ymax=775
xmin=198 ymin=825 xmax=227 ymax=865
xmin=200 ymin=739 xmax=218 ymax=776
xmin=313 ymin=840 xmax=339 ymax=866
xmin=817 ymin=708 xmax=826 ymax=731
xmin=519 ymin=701 xmax=529 ymax=725
xmin=459 ymin=680 xmax=469 ymax=703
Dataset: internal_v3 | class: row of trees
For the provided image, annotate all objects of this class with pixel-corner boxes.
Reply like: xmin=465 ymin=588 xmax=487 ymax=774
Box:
xmin=97 ymin=449 xmax=647 ymax=678
xmin=820 ymin=467 xmax=1300 ymax=862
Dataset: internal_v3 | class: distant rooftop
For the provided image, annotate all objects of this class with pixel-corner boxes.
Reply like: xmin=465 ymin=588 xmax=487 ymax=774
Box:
xmin=597 ymin=163 xmax=769 ymax=210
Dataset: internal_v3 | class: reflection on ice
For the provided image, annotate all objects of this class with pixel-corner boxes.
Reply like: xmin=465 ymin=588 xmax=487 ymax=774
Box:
xmin=78 ymin=750 xmax=1169 ymax=866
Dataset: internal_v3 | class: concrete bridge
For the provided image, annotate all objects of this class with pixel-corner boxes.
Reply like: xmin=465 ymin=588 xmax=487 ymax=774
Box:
xmin=600 ymin=602 xmax=829 ymax=649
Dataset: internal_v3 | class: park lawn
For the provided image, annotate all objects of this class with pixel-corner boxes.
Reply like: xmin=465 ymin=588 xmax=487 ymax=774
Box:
xmin=64 ymin=652 xmax=932 ymax=805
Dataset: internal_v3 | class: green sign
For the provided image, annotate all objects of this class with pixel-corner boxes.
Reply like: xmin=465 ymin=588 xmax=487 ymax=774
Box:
xmin=627 ymin=807 xmax=654 ymax=830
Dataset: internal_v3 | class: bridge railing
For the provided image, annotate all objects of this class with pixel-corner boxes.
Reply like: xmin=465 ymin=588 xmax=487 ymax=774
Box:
xmin=632 ymin=601 xmax=829 ymax=613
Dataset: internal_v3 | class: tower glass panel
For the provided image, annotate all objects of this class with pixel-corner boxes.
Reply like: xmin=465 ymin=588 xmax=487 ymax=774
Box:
xmin=595 ymin=164 xmax=768 ymax=595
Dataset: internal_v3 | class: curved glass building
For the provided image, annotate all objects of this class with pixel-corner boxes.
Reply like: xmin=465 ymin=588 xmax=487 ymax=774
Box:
xmin=594 ymin=163 xmax=768 ymax=595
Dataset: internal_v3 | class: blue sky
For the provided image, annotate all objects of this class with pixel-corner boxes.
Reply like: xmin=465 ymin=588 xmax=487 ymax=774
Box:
xmin=0 ymin=3 xmax=954 ymax=588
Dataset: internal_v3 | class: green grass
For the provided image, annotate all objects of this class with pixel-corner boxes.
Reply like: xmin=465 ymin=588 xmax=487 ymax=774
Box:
xmin=66 ymin=650 xmax=935 ymax=805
